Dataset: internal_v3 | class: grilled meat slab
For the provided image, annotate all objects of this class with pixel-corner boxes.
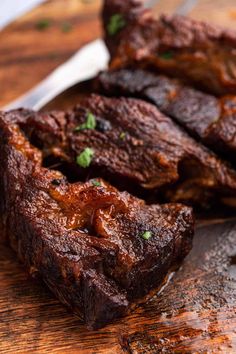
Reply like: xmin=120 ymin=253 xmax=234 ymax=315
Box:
xmin=6 ymin=95 xmax=236 ymax=208
xmin=98 ymin=69 xmax=236 ymax=166
xmin=103 ymin=0 xmax=236 ymax=95
xmin=0 ymin=109 xmax=194 ymax=329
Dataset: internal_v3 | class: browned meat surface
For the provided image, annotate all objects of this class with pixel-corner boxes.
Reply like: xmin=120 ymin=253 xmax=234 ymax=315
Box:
xmin=0 ymin=109 xmax=194 ymax=329
xmin=98 ymin=69 xmax=236 ymax=166
xmin=6 ymin=95 xmax=236 ymax=209
xmin=103 ymin=0 xmax=236 ymax=95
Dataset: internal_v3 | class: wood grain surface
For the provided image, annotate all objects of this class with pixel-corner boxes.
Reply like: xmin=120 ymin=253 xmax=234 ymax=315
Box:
xmin=1 ymin=0 xmax=236 ymax=353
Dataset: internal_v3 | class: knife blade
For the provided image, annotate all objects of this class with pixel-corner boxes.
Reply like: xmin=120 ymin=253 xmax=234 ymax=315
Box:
xmin=3 ymin=0 xmax=197 ymax=112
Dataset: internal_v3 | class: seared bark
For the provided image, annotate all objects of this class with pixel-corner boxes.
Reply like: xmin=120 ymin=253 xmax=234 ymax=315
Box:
xmin=103 ymin=0 xmax=236 ymax=95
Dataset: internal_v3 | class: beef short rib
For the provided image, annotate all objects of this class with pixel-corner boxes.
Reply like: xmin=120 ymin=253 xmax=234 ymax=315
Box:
xmin=0 ymin=108 xmax=194 ymax=329
xmin=98 ymin=69 xmax=236 ymax=167
xmin=5 ymin=95 xmax=236 ymax=209
xmin=103 ymin=0 xmax=236 ymax=95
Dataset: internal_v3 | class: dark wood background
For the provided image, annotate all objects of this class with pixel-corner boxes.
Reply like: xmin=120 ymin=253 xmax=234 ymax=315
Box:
xmin=0 ymin=1 xmax=236 ymax=352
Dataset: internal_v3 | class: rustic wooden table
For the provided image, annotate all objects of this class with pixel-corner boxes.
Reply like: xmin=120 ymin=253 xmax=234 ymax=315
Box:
xmin=0 ymin=1 xmax=236 ymax=353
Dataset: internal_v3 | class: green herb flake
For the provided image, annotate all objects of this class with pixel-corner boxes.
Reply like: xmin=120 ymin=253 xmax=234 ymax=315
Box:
xmin=75 ymin=112 xmax=96 ymax=132
xmin=76 ymin=148 xmax=94 ymax=168
xmin=107 ymin=14 xmax=126 ymax=36
xmin=92 ymin=180 xmax=101 ymax=187
xmin=159 ymin=51 xmax=173 ymax=60
xmin=119 ymin=132 xmax=126 ymax=140
xmin=141 ymin=231 xmax=152 ymax=240
xmin=61 ymin=22 xmax=73 ymax=33
xmin=36 ymin=19 xmax=51 ymax=31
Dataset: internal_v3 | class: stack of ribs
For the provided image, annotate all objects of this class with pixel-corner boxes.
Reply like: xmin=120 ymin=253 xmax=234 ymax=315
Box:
xmin=99 ymin=0 xmax=236 ymax=167
xmin=2 ymin=0 xmax=236 ymax=329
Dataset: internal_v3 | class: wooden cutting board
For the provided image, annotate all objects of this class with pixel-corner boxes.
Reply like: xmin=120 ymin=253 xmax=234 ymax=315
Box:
xmin=0 ymin=1 xmax=236 ymax=353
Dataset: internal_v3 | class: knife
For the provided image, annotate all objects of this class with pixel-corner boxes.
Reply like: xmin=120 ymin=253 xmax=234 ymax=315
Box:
xmin=3 ymin=0 xmax=197 ymax=111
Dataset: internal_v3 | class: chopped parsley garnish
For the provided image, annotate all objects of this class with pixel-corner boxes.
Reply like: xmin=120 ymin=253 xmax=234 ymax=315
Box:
xmin=107 ymin=14 xmax=126 ymax=36
xmin=119 ymin=132 xmax=126 ymax=140
xmin=61 ymin=22 xmax=73 ymax=33
xmin=75 ymin=112 xmax=96 ymax=131
xmin=92 ymin=180 xmax=101 ymax=187
xmin=36 ymin=19 xmax=51 ymax=31
xmin=159 ymin=51 xmax=173 ymax=60
xmin=76 ymin=148 xmax=94 ymax=168
xmin=141 ymin=231 xmax=152 ymax=240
